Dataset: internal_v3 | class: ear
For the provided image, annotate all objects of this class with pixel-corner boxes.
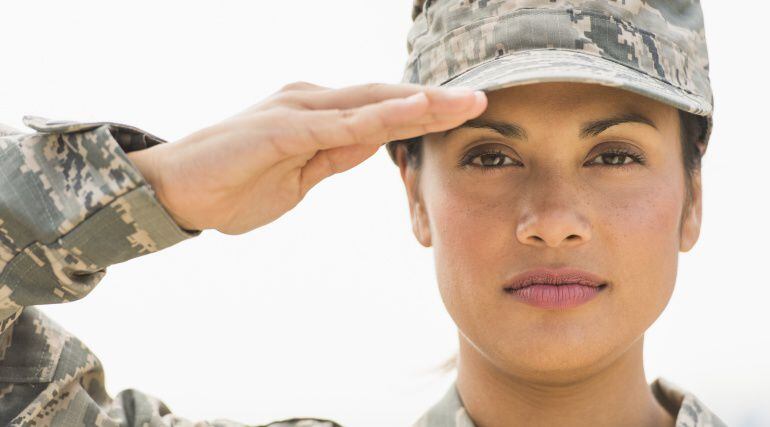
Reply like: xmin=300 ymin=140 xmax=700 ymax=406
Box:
xmin=679 ymin=166 xmax=702 ymax=252
xmin=395 ymin=145 xmax=432 ymax=247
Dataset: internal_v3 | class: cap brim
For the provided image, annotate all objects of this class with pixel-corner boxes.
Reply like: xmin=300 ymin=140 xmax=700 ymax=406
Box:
xmin=440 ymin=48 xmax=712 ymax=117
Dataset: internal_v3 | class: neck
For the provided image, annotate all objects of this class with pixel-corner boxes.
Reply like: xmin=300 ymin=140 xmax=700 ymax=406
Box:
xmin=455 ymin=335 xmax=675 ymax=427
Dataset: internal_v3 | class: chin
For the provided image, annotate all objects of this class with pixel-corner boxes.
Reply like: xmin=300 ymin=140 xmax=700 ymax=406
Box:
xmin=461 ymin=310 xmax=635 ymax=383
xmin=481 ymin=336 xmax=628 ymax=385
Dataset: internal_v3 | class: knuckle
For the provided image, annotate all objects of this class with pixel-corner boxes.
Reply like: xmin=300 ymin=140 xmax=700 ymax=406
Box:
xmin=261 ymin=105 xmax=296 ymax=120
xmin=254 ymin=110 xmax=297 ymax=155
xmin=337 ymin=108 xmax=356 ymax=120
xmin=362 ymin=82 xmax=383 ymax=91
xmin=424 ymin=120 xmax=449 ymax=134
xmin=304 ymin=123 xmax=323 ymax=146
xmin=336 ymin=109 xmax=363 ymax=144
xmin=269 ymin=81 xmax=326 ymax=109
xmin=270 ymin=92 xmax=300 ymax=107
xmin=357 ymin=82 xmax=384 ymax=94
xmin=371 ymin=111 xmax=389 ymax=140
xmin=279 ymin=80 xmax=316 ymax=92
xmin=424 ymin=111 xmax=441 ymax=123
xmin=321 ymin=150 xmax=340 ymax=175
xmin=263 ymin=125 xmax=292 ymax=157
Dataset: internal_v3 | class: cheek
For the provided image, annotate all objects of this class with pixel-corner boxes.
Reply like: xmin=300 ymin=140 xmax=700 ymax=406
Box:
xmin=424 ymin=179 xmax=520 ymax=327
xmin=431 ymin=191 xmax=511 ymax=260
xmin=597 ymin=181 xmax=683 ymax=255
xmin=428 ymin=183 xmax=514 ymax=280
xmin=591 ymin=174 xmax=684 ymax=329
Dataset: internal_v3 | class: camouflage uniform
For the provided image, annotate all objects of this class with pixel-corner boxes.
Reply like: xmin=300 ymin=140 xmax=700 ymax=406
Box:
xmin=0 ymin=0 xmax=725 ymax=425
xmin=415 ymin=378 xmax=727 ymax=427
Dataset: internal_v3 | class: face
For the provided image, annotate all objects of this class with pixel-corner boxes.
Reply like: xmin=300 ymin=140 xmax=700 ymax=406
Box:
xmin=397 ymin=82 xmax=702 ymax=381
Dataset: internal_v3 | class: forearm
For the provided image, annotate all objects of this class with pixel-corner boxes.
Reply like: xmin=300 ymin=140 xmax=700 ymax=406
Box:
xmin=0 ymin=116 xmax=202 ymax=332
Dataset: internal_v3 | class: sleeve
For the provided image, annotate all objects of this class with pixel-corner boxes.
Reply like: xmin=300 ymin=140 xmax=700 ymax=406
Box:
xmin=0 ymin=115 xmax=203 ymax=335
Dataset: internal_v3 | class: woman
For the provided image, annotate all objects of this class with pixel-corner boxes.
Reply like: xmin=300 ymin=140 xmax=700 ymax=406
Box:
xmin=390 ymin=2 xmax=722 ymax=423
xmin=0 ymin=0 xmax=725 ymax=426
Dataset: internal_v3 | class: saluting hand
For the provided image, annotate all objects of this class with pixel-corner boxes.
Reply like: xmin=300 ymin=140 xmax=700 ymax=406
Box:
xmin=127 ymin=82 xmax=487 ymax=235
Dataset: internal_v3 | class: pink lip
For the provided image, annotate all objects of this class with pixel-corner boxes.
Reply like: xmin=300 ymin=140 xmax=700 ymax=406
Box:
xmin=503 ymin=267 xmax=608 ymax=310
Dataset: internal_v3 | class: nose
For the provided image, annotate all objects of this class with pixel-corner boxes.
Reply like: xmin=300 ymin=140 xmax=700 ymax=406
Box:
xmin=515 ymin=176 xmax=592 ymax=248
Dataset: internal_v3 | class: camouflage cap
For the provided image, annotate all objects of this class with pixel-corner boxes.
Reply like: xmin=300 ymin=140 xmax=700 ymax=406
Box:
xmin=386 ymin=0 xmax=713 ymax=163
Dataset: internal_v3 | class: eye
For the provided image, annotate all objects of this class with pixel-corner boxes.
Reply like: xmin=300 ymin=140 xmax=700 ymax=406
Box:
xmin=586 ymin=148 xmax=646 ymax=167
xmin=460 ymin=148 xmax=520 ymax=169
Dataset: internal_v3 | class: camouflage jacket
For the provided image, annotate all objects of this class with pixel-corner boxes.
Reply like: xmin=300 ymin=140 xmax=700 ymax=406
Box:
xmin=0 ymin=117 xmax=726 ymax=426
xmin=414 ymin=378 xmax=727 ymax=427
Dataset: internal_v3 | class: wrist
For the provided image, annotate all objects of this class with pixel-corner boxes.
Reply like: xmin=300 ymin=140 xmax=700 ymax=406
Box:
xmin=126 ymin=145 xmax=199 ymax=231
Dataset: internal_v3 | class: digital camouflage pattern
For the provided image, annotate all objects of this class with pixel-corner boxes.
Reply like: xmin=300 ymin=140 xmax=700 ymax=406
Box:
xmin=386 ymin=0 xmax=714 ymax=163
xmin=414 ymin=378 xmax=727 ymax=427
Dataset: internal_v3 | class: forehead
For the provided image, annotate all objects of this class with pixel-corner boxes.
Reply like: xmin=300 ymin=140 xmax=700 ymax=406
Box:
xmin=482 ymin=82 xmax=669 ymax=118
xmin=421 ymin=82 xmax=680 ymax=147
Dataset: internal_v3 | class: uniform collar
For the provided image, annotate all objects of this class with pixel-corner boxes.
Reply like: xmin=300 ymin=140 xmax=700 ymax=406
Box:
xmin=412 ymin=377 xmax=726 ymax=427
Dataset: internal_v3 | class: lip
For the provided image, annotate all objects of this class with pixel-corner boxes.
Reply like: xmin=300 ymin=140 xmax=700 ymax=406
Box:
xmin=503 ymin=267 xmax=608 ymax=310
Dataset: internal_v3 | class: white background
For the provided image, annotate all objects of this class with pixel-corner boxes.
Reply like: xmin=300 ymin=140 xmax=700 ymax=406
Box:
xmin=1 ymin=1 xmax=768 ymax=426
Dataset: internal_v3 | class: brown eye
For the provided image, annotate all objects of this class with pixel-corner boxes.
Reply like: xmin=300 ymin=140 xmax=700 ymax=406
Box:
xmin=466 ymin=151 xmax=517 ymax=168
xmin=587 ymin=149 xmax=645 ymax=167
xmin=593 ymin=153 xmax=634 ymax=165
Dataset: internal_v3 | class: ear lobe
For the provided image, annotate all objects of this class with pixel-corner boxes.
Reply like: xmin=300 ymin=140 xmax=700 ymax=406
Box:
xmin=679 ymin=171 xmax=702 ymax=252
xmin=395 ymin=145 xmax=432 ymax=248
xmin=412 ymin=200 xmax=432 ymax=247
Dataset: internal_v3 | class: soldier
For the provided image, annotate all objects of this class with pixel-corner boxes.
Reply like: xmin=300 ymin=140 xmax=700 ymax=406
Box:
xmin=0 ymin=1 xmax=726 ymax=427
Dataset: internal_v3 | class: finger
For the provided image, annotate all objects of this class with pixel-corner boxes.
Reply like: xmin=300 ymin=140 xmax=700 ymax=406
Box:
xmin=275 ymin=81 xmax=329 ymax=94
xmin=299 ymin=144 xmax=381 ymax=195
xmin=255 ymin=81 xmax=328 ymax=111
xmin=294 ymin=82 xmax=483 ymax=110
xmin=235 ymin=81 xmax=330 ymax=116
xmin=297 ymin=89 xmax=486 ymax=151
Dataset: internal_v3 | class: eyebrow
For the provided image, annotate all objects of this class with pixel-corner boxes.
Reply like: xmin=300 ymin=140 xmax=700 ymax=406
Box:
xmin=442 ymin=118 xmax=527 ymax=140
xmin=579 ymin=113 xmax=658 ymax=138
xmin=441 ymin=112 xmax=657 ymax=141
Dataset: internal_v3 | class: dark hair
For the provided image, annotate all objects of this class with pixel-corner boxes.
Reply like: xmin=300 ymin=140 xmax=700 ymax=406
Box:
xmin=393 ymin=110 xmax=707 ymax=375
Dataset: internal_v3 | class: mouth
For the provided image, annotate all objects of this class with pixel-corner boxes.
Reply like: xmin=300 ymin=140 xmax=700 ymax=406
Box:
xmin=503 ymin=267 xmax=609 ymax=310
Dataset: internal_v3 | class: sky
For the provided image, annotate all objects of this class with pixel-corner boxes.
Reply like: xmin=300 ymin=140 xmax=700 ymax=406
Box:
xmin=1 ymin=1 xmax=768 ymax=426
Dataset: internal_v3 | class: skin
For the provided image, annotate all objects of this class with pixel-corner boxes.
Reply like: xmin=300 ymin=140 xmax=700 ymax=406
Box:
xmin=395 ymin=82 xmax=703 ymax=427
